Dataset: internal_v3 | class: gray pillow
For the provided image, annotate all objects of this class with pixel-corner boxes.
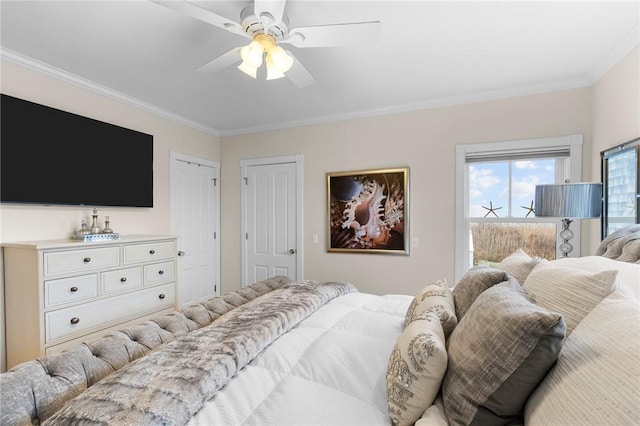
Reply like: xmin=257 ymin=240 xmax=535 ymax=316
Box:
xmin=442 ymin=280 xmax=566 ymax=426
xmin=451 ymin=266 xmax=508 ymax=320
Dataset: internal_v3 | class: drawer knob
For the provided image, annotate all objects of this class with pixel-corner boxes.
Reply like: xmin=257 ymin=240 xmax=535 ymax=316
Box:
xmin=120 ymin=277 xmax=127 ymax=282
xmin=149 ymin=250 xmax=156 ymax=255
xmin=158 ymin=293 xmax=166 ymax=299
xmin=70 ymin=317 xmax=80 ymax=325
xmin=70 ymin=286 xmax=78 ymax=292
xmin=158 ymin=270 xmax=164 ymax=275
xmin=83 ymin=257 xmax=91 ymax=263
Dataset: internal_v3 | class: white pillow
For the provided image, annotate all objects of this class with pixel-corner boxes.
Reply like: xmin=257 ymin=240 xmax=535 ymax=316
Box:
xmin=404 ymin=280 xmax=457 ymax=338
xmin=551 ymin=256 xmax=639 ymax=301
xmin=498 ymin=249 xmax=540 ymax=285
xmin=525 ymin=296 xmax=640 ymax=425
xmin=387 ymin=312 xmax=448 ymax=426
xmin=523 ymin=260 xmax=618 ymax=335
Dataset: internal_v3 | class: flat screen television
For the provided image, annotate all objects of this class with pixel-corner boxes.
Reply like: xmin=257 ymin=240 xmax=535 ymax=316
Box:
xmin=1 ymin=94 xmax=153 ymax=207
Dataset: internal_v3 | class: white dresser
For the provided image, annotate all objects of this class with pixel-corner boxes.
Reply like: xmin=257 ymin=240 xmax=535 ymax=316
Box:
xmin=3 ymin=235 xmax=178 ymax=369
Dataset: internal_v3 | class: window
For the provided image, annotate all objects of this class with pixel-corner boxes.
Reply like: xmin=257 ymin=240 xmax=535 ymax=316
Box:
xmin=601 ymin=137 xmax=639 ymax=237
xmin=455 ymin=135 xmax=583 ymax=281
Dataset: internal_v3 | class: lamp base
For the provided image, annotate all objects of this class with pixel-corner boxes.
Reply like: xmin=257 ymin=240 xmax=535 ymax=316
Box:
xmin=558 ymin=218 xmax=574 ymax=257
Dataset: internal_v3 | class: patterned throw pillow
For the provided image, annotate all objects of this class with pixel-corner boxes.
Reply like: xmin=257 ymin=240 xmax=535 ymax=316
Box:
xmin=404 ymin=280 xmax=457 ymax=338
xmin=387 ymin=312 xmax=448 ymax=426
xmin=498 ymin=248 xmax=540 ymax=285
xmin=451 ymin=266 xmax=509 ymax=320
xmin=442 ymin=281 xmax=566 ymax=426
xmin=522 ymin=260 xmax=619 ymax=335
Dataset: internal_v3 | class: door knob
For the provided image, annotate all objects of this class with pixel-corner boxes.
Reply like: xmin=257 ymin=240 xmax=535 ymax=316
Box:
xmin=288 ymin=249 xmax=295 ymax=255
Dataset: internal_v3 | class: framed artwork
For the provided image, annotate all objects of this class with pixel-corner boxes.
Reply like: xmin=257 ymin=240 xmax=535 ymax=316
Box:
xmin=327 ymin=167 xmax=409 ymax=254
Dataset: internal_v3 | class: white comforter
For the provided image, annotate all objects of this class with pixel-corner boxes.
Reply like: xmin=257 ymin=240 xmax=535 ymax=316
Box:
xmin=189 ymin=292 xmax=414 ymax=426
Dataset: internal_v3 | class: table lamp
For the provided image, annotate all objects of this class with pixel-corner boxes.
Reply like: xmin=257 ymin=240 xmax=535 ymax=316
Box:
xmin=534 ymin=182 xmax=602 ymax=257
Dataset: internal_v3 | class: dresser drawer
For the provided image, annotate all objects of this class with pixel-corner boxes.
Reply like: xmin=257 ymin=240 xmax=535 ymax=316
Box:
xmin=144 ymin=261 xmax=175 ymax=286
xmin=45 ymin=283 xmax=175 ymax=343
xmin=44 ymin=247 xmax=120 ymax=276
xmin=124 ymin=241 xmax=174 ymax=264
xmin=102 ymin=267 xmax=142 ymax=294
xmin=44 ymin=275 xmax=98 ymax=308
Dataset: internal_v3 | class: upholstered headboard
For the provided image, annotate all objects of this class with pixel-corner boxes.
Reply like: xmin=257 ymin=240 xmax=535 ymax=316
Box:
xmin=0 ymin=276 xmax=293 ymax=426
xmin=595 ymin=224 xmax=640 ymax=264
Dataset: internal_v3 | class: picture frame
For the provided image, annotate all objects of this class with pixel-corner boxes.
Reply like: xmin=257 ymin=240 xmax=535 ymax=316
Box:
xmin=327 ymin=167 xmax=409 ymax=254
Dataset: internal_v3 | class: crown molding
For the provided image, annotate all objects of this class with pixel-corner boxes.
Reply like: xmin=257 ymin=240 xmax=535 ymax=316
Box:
xmin=0 ymin=48 xmax=222 ymax=137
xmin=220 ymin=77 xmax=592 ymax=137
xmin=587 ymin=24 xmax=639 ymax=84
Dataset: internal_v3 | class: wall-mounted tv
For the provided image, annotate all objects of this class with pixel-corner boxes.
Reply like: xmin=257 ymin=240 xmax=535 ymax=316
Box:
xmin=1 ymin=94 xmax=153 ymax=207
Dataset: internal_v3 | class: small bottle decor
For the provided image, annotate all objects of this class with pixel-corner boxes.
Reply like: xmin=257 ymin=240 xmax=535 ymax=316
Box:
xmin=102 ymin=216 xmax=113 ymax=234
xmin=72 ymin=210 xmax=119 ymax=241
xmin=78 ymin=220 xmax=90 ymax=236
xmin=90 ymin=208 xmax=101 ymax=234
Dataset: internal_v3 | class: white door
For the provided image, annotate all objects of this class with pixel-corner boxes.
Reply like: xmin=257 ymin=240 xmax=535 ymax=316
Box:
xmin=241 ymin=155 xmax=303 ymax=286
xmin=170 ymin=152 xmax=220 ymax=308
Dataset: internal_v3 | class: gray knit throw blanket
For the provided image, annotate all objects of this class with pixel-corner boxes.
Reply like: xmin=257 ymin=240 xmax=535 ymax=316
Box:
xmin=44 ymin=280 xmax=357 ymax=425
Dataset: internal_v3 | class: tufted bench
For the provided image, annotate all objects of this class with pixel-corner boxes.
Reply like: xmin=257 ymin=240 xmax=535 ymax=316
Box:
xmin=595 ymin=224 xmax=640 ymax=263
xmin=0 ymin=276 xmax=292 ymax=426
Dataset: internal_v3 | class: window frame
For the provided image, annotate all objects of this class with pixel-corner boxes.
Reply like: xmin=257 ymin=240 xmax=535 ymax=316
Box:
xmin=455 ymin=134 xmax=583 ymax=281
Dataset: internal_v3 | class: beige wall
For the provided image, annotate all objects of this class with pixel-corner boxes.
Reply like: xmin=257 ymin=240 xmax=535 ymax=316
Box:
xmin=0 ymin=59 xmax=221 ymax=372
xmin=220 ymin=88 xmax=593 ymax=297
xmin=590 ymin=46 xmax=640 ymax=248
xmin=0 ymin=47 xmax=637 ymax=371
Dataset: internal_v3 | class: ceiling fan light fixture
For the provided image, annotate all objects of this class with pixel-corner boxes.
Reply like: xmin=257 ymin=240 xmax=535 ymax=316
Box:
xmin=268 ymin=46 xmax=294 ymax=74
xmin=240 ymin=40 xmax=264 ymax=68
xmin=266 ymin=58 xmax=286 ymax=80
xmin=237 ymin=61 xmax=258 ymax=79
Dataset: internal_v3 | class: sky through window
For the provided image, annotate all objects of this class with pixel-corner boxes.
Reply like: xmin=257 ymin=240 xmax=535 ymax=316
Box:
xmin=469 ymin=159 xmax=556 ymax=218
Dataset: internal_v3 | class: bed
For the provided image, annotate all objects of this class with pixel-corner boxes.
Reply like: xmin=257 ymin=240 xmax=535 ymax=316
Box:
xmin=1 ymin=278 xmax=421 ymax=425
xmin=2 ymin=225 xmax=640 ymax=425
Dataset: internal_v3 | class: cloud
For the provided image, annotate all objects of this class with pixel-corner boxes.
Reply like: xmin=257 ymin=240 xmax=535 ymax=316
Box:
xmin=469 ymin=188 xmax=483 ymax=199
xmin=469 ymin=204 xmax=487 ymax=217
xmin=512 ymin=174 xmax=544 ymax=200
xmin=514 ymin=161 xmax=537 ymax=170
xmin=468 ymin=166 xmax=501 ymax=199
xmin=512 ymin=181 xmax=536 ymax=200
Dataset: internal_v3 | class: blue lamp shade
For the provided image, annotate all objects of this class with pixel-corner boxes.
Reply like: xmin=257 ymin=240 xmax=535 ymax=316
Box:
xmin=535 ymin=183 xmax=603 ymax=218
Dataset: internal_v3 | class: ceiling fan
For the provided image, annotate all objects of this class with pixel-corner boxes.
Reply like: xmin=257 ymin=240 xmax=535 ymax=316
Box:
xmin=152 ymin=0 xmax=380 ymax=87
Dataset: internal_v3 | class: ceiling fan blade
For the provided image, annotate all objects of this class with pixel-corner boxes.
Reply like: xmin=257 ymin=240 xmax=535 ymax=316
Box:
xmin=283 ymin=21 xmax=381 ymax=48
xmin=284 ymin=50 xmax=316 ymax=88
xmin=254 ymin=0 xmax=287 ymax=25
xmin=196 ymin=47 xmax=242 ymax=73
xmin=151 ymin=0 xmax=248 ymax=38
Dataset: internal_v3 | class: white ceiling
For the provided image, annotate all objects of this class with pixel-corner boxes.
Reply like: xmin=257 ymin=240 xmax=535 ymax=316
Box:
xmin=1 ymin=1 xmax=638 ymax=136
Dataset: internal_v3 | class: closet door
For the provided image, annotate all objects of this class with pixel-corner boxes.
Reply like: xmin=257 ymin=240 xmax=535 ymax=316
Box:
xmin=601 ymin=138 xmax=639 ymax=238
xmin=170 ymin=152 xmax=220 ymax=308
xmin=241 ymin=155 xmax=303 ymax=286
